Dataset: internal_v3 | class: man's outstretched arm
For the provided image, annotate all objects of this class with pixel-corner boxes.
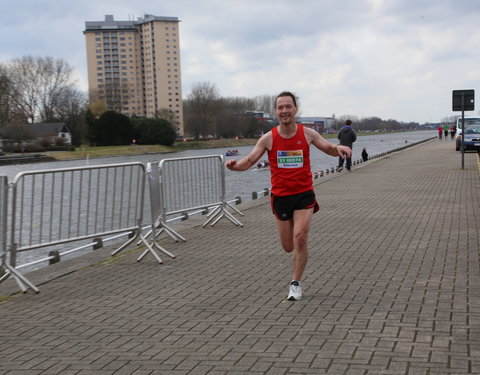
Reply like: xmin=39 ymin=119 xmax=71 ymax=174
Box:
xmin=225 ymin=133 xmax=270 ymax=171
xmin=306 ymin=128 xmax=352 ymax=158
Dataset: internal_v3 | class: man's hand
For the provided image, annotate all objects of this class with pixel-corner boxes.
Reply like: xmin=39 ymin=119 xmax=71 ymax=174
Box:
xmin=225 ymin=159 xmax=238 ymax=170
xmin=337 ymin=145 xmax=352 ymax=158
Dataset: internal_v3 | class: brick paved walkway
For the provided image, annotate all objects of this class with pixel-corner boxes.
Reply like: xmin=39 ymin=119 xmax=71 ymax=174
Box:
xmin=0 ymin=139 xmax=479 ymax=374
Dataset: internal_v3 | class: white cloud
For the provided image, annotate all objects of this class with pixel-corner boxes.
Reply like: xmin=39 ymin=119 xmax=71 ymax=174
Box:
xmin=1 ymin=0 xmax=480 ymax=123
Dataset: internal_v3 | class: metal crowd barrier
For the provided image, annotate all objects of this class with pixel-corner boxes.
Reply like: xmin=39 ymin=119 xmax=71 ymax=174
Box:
xmin=134 ymin=161 xmax=177 ymax=264
xmin=0 ymin=176 xmax=39 ymax=293
xmin=139 ymin=155 xmax=243 ymax=262
xmin=1 ymin=162 xmax=146 ymax=292
xmin=0 ymin=156 xmax=247 ymax=291
xmin=159 ymin=155 xmax=243 ymax=228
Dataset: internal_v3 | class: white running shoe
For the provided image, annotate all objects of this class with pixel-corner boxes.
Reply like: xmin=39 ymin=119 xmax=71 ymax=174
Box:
xmin=287 ymin=281 xmax=302 ymax=301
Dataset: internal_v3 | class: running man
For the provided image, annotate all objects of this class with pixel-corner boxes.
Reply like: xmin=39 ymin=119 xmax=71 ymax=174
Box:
xmin=226 ymin=91 xmax=351 ymax=301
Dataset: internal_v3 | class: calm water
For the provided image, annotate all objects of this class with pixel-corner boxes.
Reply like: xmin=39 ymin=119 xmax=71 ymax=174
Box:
xmin=0 ymin=130 xmax=436 ymax=203
xmin=1 ymin=130 xmax=436 ymax=271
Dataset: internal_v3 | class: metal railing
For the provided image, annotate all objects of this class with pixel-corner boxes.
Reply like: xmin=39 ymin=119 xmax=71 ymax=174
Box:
xmin=0 ymin=155 xmax=247 ymax=293
xmin=0 ymin=176 xmax=39 ymax=293
xmin=159 ymin=155 xmax=243 ymax=228
xmin=10 ymin=162 xmax=145 ymax=254
xmin=138 ymin=155 xmax=243 ymax=262
xmin=1 ymin=162 xmax=146 ymax=292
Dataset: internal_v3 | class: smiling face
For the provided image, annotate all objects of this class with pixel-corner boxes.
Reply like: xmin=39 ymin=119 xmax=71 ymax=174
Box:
xmin=275 ymin=95 xmax=298 ymax=127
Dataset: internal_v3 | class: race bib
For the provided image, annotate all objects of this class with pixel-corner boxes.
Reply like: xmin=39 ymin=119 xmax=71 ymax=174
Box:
xmin=277 ymin=150 xmax=303 ymax=168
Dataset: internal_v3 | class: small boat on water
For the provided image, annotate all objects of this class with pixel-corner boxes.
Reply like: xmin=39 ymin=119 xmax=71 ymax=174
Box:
xmin=253 ymin=166 xmax=269 ymax=171
xmin=225 ymin=149 xmax=240 ymax=156
xmin=253 ymin=160 xmax=270 ymax=171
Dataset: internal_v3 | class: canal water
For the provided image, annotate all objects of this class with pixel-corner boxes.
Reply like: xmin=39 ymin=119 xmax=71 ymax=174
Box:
xmin=0 ymin=130 xmax=436 ymax=203
xmin=1 ymin=130 xmax=436 ymax=271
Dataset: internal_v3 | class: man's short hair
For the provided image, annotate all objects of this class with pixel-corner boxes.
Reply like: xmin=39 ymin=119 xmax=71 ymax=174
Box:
xmin=275 ymin=91 xmax=298 ymax=108
xmin=345 ymin=119 xmax=352 ymax=126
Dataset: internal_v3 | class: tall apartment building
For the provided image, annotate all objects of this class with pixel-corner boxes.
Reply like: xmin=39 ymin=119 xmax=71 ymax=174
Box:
xmin=84 ymin=14 xmax=184 ymax=135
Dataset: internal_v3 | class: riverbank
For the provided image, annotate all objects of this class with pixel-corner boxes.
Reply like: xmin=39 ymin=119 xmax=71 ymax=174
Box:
xmin=44 ymin=138 xmax=262 ymax=161
xmin=0 ymin=154 xmax=56 ymax=166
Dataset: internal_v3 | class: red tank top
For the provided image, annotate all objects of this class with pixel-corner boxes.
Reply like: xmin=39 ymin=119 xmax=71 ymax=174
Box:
xmin=267 ymin=124 xmax=313 ymax=196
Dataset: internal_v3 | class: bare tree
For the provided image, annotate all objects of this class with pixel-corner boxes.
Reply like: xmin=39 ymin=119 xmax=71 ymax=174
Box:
xmin=2 ymin=56 xmax=78 ymax=123
xmin=57 ymin=87 xmax=88 ymax=145
xmin=253 ymin=94 xmax=276 ymax=118
xmin=39 ymin=57 xmax=76 ymax=122
xmin=0 ymin=67 xmax=11 ymax=125
xmin=184 ymin=82 xmax=219 ymax=139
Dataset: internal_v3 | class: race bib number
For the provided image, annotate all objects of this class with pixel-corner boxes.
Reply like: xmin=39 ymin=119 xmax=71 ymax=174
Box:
xmin=277 ymin=150 xmax=303 ymax=168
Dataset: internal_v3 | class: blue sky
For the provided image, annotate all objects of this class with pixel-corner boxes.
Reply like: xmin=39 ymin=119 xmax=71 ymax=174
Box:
xmin=1 ymin=0 xmax=479 ymax=123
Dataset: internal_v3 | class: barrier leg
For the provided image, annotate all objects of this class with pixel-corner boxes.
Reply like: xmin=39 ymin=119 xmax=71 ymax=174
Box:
xmin=211 ymin=208 xmax=243 ymax=227
xmin=138 ymin=221 xmax=186 ymax=244
xmin=202 ymin=206 xmax=221 ymax=227
xmin=153 ymin=242 xmax=176 ymax=259
xmin=111 ymin=230 xmax=139 ymax=256
xmin=136 ymin=233 xmax=163 ymax=264
xmin=156 ymin=222 xmax=186 ymax=243
xmin=136 ymin=225 xmax=176 ymax=263
xmin=202 ymin=204 xmax=243 ymax=227
xmin=0 ymin=263 xmax=39 ymax=294
xmin=226 ymin=201 xmax=244 ymax=216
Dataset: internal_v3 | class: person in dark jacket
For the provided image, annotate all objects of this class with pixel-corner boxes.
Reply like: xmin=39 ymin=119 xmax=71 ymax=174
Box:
xmin=361 ymin=147 xmax=368 ymax=162
xmin=337 ymin=119 xmax=357 ymax=171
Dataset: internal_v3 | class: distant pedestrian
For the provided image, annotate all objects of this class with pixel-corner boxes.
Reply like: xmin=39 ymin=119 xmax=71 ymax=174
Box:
xmin=337 ymin=119 xmax=356 ymax=171
xmin=450 ymin=124 xmax=456 ymax=139
xmin=438 ymin=126 xmax=443 ymax=140
xmin=443 ymin=124 xmax=449 ymax=140
xmin=361 ymin=147 xmax=369 ymax=162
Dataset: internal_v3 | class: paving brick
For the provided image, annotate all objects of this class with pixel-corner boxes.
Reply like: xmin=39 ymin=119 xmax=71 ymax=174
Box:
xmin=1 ymin=140 xmax=479 ymax=374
